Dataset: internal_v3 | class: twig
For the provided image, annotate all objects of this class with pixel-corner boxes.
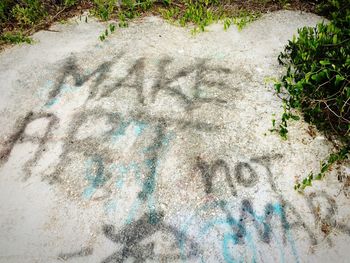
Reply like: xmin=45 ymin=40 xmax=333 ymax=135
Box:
xmin=323 ymin=102 xmax=350 ymax=123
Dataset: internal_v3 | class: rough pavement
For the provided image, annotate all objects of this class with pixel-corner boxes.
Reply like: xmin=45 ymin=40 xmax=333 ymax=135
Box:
xmin=0 ymin=10 xmax=350 ymax=263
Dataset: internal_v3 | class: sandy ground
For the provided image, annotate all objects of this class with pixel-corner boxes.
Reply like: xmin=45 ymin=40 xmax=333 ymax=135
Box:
xmin=0 ymin=10 xmax=349 ymax=263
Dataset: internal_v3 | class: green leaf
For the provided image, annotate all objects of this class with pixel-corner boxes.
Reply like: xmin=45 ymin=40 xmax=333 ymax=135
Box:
xmin=109 ymin=24 xmax=115 ymax=32
xmin=290 ymin=115 xmax=300 ymax=121
xmin=333 ymin=34 xmax=337 ymax=44
xmin=320 ymin=60 xmax=330 ymax=66
xmin=274 ymin=83 xmax=282 ymax=93
xmin=335 ymin=74 xmax=344 ymax=86
xmin=305 ymin=72 xmax=312 ymax=82
xmin=315 ymin=173 xmax=322 ymax=180
xmin=320 ymin=163 xmax=329 ymax=173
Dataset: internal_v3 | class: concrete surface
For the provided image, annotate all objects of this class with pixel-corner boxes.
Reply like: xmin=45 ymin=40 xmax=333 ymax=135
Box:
xmin=0 ymin=10 xmax=349 ymax=263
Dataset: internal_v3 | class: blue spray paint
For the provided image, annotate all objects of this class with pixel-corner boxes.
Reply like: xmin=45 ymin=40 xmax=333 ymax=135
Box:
xmin=127 ymin=126 xmax=174 ymax=225
xmin=134 ymin=121 xmax=147 ymax=136
xmin=200 ymin=216 xmax=257 ymax=263
xmin=272 ymin=203 xmax=300 ymax=263
xmin=45 ymin=97 xmax=59 ymax=108
xmin=104 ymin=200 xmax=117 ymax=215
xmin=45 ymin=84 xmax=76 ymax=108
xmin=179 ymin=200 xmax=300 ymax=263
xmin=37 ymin=80 xmax=53 ymax=100
xmin=111 ymin=119 xmax=147 ymax=142
xmin=82 ymin=119 xmax=174 ymax=227
xmin=111 ymin=120 xmax=130 ymax=142
xmin=106 ymin=118 xmax=175 ymax=225
xmin=82 ymin=155 xmax=107 ymax=199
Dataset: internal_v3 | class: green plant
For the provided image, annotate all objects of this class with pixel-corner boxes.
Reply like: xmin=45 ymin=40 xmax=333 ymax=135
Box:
xmin=222 ymin=11 xmax=261 ymax=31
xmin=12 ymin=0 xmax=46 ymax=26
xmin=178 ymin=1 xmax=220 ymax=33
xmin=272 ymin=0 xmax=349 ymax=189
xmin=0 ymin=1 xmax=319 ymax=50
xmin=231 ymin=11 xmax=260 ymax=31
xmin=162 ymin=0 xmax=171 ymax=5
xmin=136 ymin=0 xmax=153 ymax=11
xmin=0 ymin=31 xmax=33 ymax=44
xmin=117 ymin=12 xmax=128 ymax=27
xmin=275 ymin=21 xmax=349 ymax=139
xmin=270 ymin=100 xmax=300 ymax=139
xmin=96 ymin=0 xmax=154 ymax=41
xmin=92 ymin=0 xmax=117 ymax=21
xmin=294 ymin=146 xmax=349 ymax=191
xmin=160 ymin=6 xmax=180 ymax=21
xmin=64 ymin=0 xmax=78 ymax=7
xmin=223 ymin=17 xmax=231 ymax=30
xmin=99 ymin=23 xmax=116 ymax=41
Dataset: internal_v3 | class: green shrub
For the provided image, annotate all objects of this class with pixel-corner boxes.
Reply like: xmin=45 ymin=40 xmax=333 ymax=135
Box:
xmin=179 ymin=1 xmax=218 ymax=32
xmin=0 ymin=31 xmax=33 ymax=44
xmin=92 ymin=0 xmax=117 ymax=21
xmin=12 ymin=0 xmax=46 ymax=26
xmin=273 ymin=0 xmax=349 ymax=190
xmin=276 ymin=21 xmax=349 ymax=138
